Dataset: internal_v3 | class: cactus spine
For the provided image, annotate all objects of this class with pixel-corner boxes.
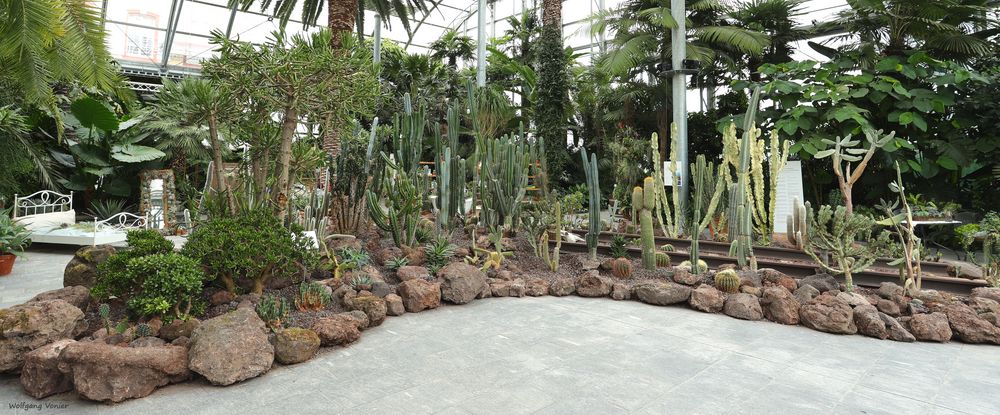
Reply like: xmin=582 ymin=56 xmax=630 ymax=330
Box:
xmin=611 ymin=258 xmax=633 ymax=278
xmin=633 ymin=177 xmax=657 ymax=269
xmin=787 ymin=197 xmax=810 ymax=250
xmin=581 ymin=148 xmax=601 ymax=260
xmin=689 ymin=155 xmax=727 ymax=275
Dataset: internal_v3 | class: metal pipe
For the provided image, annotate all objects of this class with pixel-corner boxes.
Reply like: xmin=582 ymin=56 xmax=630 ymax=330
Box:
xmin=670 ymin=0 xmax=689 ymax=217
xmin=374 ymin=14 xmax=382 ymax=65
xmin=477 ymin=0 xmax=486 ymax=86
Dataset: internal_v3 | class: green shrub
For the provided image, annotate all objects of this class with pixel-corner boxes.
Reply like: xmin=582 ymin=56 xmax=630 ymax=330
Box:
xmin=92 ymin=230 xmax=175 ymax=300
xmin=182 ymin=209 xmax=310 ymax=294
xmin=124 ymin=253 xmax=206 ymax=322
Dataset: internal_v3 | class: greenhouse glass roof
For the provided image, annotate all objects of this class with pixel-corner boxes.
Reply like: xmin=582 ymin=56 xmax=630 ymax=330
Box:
xmin=97 ymin=0 xmax=848 ymax=77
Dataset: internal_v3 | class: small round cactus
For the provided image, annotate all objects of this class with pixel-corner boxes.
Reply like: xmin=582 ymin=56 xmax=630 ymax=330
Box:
xmin=654 ymin=252 xmax=671 ymax=268
xmin=714 ymin=269 xmax=740 ymax=293
xmin=678 ymin=259 xmax=708 ymax=274
xmin=611 ymin=258 xmax=633 ymax=279
xmin=659 ymin=244 xmax=675 ymax=252
xmin=98 ymin=303 xmax=110 ymax=319
xmin=134 ymin=323 xmax=152 ymax=338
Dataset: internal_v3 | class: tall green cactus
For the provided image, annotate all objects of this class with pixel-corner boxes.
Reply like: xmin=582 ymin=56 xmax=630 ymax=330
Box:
xmin=367 ymin=154 xmax=425 ymax=248
xmin=479 ymin=129 xmax=530 ymax=233
xmin=392 ymin=93 xmax=424 ymax=177
xmin=750 ymin=129 xmax=790 ymax=244
xmin=540 ymin=202 xmax=561 ymax=271
xmin=651 ymin=131 xmax=679 ymax=237
xmin=434 ymin=106 xmax=467 ymax=232
xmin=689 ymin=155 xmax=727 ymax=274
xmin=728 ymin=87 xmax=761 ymax=270
xmin=581 ymin=148 xmax=600 ymax=260
xmin=787 ymin=197 xmax=809 ymax=250
xmin=633 ymin=177 xmax=657 ymax=269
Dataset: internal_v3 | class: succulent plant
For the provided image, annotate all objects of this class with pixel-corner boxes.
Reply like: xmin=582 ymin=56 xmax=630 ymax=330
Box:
xmin=611 ymin=258 xmax=633 ymax=279
xmin=655 ymin=252 xmax=671 ymax=268
xmin=256 ymin=294 xmax=289 ymax=331
xmin=295 ymin=281 xmax=331 ymax=312
xmin=98 ymin=303 xmax=112 ymax=334
xmin=425 ymin=236 xmax=457 ymax=274
xmin=632 ymin=178 xmax=657 ymax=269
xmin=714 ymin=269 xmax=740 ymax=293
xmin=385 ymin=256 xmax=409 ymax=271
xmin=350 ymin=274 xmax=374 ymax=291
xmin=660 ymin=244 xmax=675 ymax=252
xmin=134 ymin=323 xmax=152 ymax=338
xmin=609 ymin=234 xmax=631 ymax=259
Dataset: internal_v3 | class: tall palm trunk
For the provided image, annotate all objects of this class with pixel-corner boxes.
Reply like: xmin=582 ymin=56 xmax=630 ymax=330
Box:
xmin=328 ymin=0 xmax=358 ymax=49
xmin=207 ymin=113 xmax=236 ymax=213
xmin=542 ymin=0 xmax=561 ymax=26
xmin=276 ymin=104 xmax=299 ymax=218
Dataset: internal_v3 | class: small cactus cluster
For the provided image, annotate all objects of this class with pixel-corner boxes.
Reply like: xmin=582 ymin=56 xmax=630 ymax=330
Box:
xmin=611 ymin=258 xmax=633 ymax=279
xmin=134 ymin=323 xmax=152 ymax=338
xmin=98 ymin=303 xmax=112 ymax=333
xmin=678 ymin=260 xmax=708 ymax=274
xmin=256 ymin=295 xmax=289 ymax=331
xmin=714 ymin=269 xmax=740 ymax=293
xmin=295 ymin=282 xmax=331 ymax=312
xmin=655 ymin=252 xmax=671 ymax=268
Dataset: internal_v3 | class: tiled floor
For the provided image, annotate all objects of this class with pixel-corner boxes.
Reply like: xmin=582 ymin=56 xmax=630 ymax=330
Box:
xmin=1 ymin=248 xmax=998 ymax=414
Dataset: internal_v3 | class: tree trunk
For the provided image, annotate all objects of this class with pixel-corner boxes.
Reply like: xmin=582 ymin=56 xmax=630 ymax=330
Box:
xmin=322 ymin=114 xmax=340 ymax=167
xmin=207 ymin=113 xmax=235 ymax=214
xmin=276 ymin=105 xmax=299 ymax=217
xmin=328 ymin=0 xmax=358 ymax=49
xmin=542 ymin=0 xmax=561 ymax=26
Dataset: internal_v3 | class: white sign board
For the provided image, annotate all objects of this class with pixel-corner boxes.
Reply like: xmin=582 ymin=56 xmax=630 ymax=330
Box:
xmin=663 ymin=161 xmax=681 ymax=187
xmin=772 ymin=160 xmax=804 ymax=234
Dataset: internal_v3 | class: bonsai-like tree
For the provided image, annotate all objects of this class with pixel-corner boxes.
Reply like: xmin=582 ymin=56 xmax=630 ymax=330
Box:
xmin=813 ymin=128 xmax=894 ymax=214
xmin=803 ymin=204 xmax=878 ymax=292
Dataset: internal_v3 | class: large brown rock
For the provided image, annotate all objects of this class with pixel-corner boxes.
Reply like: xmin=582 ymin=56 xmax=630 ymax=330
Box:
xmin=761 ymin=286 xmax=800 ymax=325
xmin=1 ymin=299 xmax=85 ymax=373
xmin=311 ymin=316 xmax=361 ymax=346
xmin=672 ymin=268 xmax=702 ymax=286
xmin=800 ymin=274 xmax=839 ymax=293
xmin=549 ymin=278 xmax=576 ymax=296
xmin=20 ymin=339 xmax=75 ymax=398
xmin=275 ymin=328 xmax=320 ymax=365
xmin=799 ymin=294 xmax=857 ymax=334
xmin=877 ymin=282 xmax=905 ymax=299
xmin=57 ymin=342 xmax=189 ymax=403
xmin=938 ymin=303 xmax=1000 ymax=345
xmin=634 ymin=282 xmax=692 ymax=306
xmin=438 ymin=263 xmax=487 ymax=304
xmin=876 ymin=298 xmax=901 ymax=316
xmin=881 ymin=313 xmax=915 ymax=342
xmin=349 ymin=296 xmax=387 ymax=327
xmin=723 ymin=293 xmax=764 ymax=321
xmin=576 ymin=272 xmax=612 ymax=298
xmin=28 ymin=286 xmax=92 ymax=311
xmin=971 ymin=287 xmax=1000 ymax=303
xmin=384 ymin=294 xmax=405 ymax=316
xmin=159 ymin=318 xmax=200 ymax=341
xmin=396 ymin=266 xmax=431 ymax=282
xmin=525 ymin=279 xmax=550 ymax=297
xmin=906 ymin=312 xmax=952 ymax=342
xmin=62 ymin=245 xmax=116 ymax=288
xmin=187 ymin=308 xmax=273 ymax=385
xmin=610 ymin=283 xmax=631 ymax=301
xmin=854 ymin=304 xmax=888 ymax=339
xmin=689 ymin=285 xmax=725 ymax=313
xmin=397 ymin=279 xmax=441 ymax=312
xmin=491 ymin=279 xmax=525 ymax=297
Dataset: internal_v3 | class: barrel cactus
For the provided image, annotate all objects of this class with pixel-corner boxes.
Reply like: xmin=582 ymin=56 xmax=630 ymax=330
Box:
xmin=678 ymin=259 xmax=708 ymax=274
xmin=655 ymin=252 xmax=671 ymax=268
xmin=714 ymin=269 xmax=740 ymax=293
xmin=611 ymin=258 xmax=633 ymax=279
xmin=134 ymin=323 xmax=152 ymax=338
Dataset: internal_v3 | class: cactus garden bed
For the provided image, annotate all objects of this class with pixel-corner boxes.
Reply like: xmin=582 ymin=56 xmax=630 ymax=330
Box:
xmin=2 ymin=228 xmax=1000 ymax=405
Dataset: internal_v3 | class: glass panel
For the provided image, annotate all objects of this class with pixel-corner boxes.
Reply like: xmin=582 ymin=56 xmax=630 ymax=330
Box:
xmin=230 ymin=11 xmax=280 ymax=43
xmin=105 ymin=22 xmax=166 ymax=66
xmin=175 ymin=1 xmax=232 ymax=35
xmin=104 ymin=0 xmax=174 ymax=29
xmin=167 ymin=33 xmax=216 ymax=69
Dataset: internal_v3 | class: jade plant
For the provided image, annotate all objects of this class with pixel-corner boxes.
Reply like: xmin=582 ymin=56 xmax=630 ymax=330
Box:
xmin=92 ymin=230 xmax=176 ymax=300
xmin=122 ymin=253 xmax=207 ymax=322
xmin=181 ymin=209 xmax=310 ymax=294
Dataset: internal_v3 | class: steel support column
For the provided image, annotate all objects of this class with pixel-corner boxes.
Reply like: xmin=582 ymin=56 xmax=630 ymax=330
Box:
xmin=670 ymin=0 xmax=689 ymax=212
xmin=477 ymin=0 xmax=487 ymax=87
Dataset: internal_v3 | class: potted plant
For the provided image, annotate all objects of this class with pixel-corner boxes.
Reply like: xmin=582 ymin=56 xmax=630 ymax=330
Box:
xmin=0 ymin=208 xmax=32 ymax=276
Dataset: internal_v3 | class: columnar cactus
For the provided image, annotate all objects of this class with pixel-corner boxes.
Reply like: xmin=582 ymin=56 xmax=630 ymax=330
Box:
xmin=727 ymin=87 xmax=761 ymax=269
xmin=786 ymin=197 xmax=810 ymax=250
xmin=581 ymin=148 xmax=601 ymax=260
xmin=633 ymin=177 xmax=657 ymax=269
xmin=689 ymin=155 xmax=726 ymax=275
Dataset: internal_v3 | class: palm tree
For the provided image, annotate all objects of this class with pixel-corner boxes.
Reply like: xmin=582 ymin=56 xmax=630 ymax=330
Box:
xmin=152 ymin=78 xmax=236 ymax=213
xmin=830 ymin=0 xmax=998 ymax=65
xmin=229 ymin=0 xmax=438 ymax=48
xmin=536 ymin=0 xmax=569 ymax=180
xmin=0 ymin=0 xmax=122 ymax=114
xmin=430 ymin=29 xmax=475 ymax=69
